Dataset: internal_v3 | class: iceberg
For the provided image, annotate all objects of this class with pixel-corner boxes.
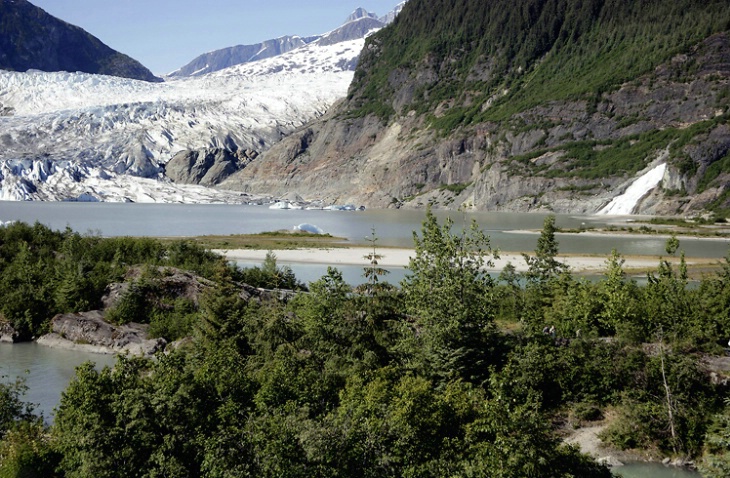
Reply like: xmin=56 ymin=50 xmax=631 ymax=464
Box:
xmin=294 ymin=223 xmax=324 ymax=234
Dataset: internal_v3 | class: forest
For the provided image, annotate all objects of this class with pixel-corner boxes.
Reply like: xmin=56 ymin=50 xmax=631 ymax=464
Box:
xmin=350 ymin=0 xmax=730 ymax=123
xmin=0 ymin=215 xmax=729 ymax=477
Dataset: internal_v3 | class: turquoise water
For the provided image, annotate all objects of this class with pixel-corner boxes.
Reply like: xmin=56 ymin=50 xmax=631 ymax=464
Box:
xmin=615 ymin=462 xmax=700 ymax=477
xmin=0 ymin=342 xmax=116 ymax=421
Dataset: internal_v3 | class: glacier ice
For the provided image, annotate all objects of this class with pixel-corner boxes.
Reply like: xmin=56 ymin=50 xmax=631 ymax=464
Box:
xmin=0 ymin=37 xmax=366 ymax=202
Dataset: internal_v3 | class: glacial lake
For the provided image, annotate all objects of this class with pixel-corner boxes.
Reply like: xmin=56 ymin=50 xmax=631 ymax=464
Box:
xmin=2 ymin=201 xmax=729 ymax=258
xmin=0 ymin=202 xmax=719 ymax=477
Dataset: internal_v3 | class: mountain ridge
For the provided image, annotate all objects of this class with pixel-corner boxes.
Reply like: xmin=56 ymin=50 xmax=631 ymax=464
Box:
xmin=0 ymin=3 xmax=400 ymax=202
xmin=0 ymin=0 xmax=160 ymax=82
xmin=169 ymin=6 xmax=400 ymax=78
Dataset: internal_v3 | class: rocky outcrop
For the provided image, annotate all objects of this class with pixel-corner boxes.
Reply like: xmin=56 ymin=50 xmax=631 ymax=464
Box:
xmin=39 ymin=311 xmax=166 ymax=356
xmin=102 ymin=266 xmax=217 ymax=311
xmin=0 ymin=320 xmax=19 ymax=343
xmin=0 ymin=0 xmax=160 ymax=82
xmin=164 ymin=148 xmax=257 ymax=187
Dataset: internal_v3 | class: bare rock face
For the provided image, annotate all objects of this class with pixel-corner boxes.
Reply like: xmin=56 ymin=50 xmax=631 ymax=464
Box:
xmin=42 ymin=311 xmax=166 ymax=356
xmin=164 ymin=148 xmax=256 ymax=187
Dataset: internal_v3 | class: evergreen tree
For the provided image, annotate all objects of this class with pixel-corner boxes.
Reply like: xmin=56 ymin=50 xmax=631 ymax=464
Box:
xmin=400 ymin=208 xmax=500 ymax=384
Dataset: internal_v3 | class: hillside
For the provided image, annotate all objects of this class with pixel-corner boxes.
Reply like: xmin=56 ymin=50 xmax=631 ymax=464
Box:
xmin=223 ymin=0 xmax=730 ymax=216
xmin=0 ymin=0 xmax=160 ymax=82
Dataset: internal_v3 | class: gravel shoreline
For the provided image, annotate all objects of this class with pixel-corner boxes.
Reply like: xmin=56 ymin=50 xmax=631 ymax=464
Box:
xmin=218 ymin=248 xmax=716 ymax=273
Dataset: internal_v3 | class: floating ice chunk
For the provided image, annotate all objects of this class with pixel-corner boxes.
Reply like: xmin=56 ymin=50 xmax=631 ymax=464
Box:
xmin=294 ymin=223 xmax=324 ymax=234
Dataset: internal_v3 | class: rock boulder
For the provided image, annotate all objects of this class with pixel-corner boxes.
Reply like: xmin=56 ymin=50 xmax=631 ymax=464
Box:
xmin=0 ymin=321 xmax=19 ymax=343
xmin=40 ymin=310 xmax=166 ymax=356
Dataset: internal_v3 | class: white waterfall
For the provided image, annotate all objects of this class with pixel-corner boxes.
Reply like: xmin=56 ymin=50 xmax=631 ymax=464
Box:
xmin=598 ymin=163 xmax=667 ymax=215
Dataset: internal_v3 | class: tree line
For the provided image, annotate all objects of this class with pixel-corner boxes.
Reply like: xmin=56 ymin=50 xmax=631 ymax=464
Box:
xmin=0 ymin=214 xmax=729 ymax=477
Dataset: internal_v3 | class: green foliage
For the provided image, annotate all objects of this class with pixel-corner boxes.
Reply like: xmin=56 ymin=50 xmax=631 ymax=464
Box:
xmin=350 ymin=0 xmax=730 ymax=131
xmin=0 ymin=380 xmax=57 ymax=478
xmin=0 ymin=421 xmax=59 ymax=478
xmin=438 ymin=182 xmax=471 ymax=195
xmin=698 ymin=150 xmax=730 ymax=193
xmin=523 ymin=215 xmax=568 ymax=285
xmin=700 ymin=399 xmax=730 ymax=478
xmin=6 ymin=216 xmax=730 ymax=474
xmin=507 ymin=128 xmax=682 ymax=180
xmin=0 ymin=380 xmax=35 ymax=439
xmin=601 ymin=351 xmax=717 ymax=456
xmin=0 ymin=222 xmax=230 ymax=339
xmin=238 ymin=251 xmax=307 ymax=290
xmin=400 ymin=208 xmax=501 ymax=384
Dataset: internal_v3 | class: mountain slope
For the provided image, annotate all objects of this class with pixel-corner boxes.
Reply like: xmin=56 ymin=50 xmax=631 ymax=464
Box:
xmin=222 ymin=0 xmax=730 ymax=216
xmin=0 ymin=0 xmax=160 ymax=82
xmin=167 ymin=36 xmax=318 ymax=78
xmin=169 ymin=6 xmax=399 ymax=78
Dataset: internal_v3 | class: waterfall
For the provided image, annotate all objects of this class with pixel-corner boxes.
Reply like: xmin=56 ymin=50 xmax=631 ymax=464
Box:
xmin=598 ymin=163 xmax=667 ymax=215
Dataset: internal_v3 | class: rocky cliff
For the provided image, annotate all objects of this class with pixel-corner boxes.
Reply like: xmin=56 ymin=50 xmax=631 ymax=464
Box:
xmin=39 ymin=310 xmax=167 ymax=356
xmin=164 ymin=148 xmax=258 ymax=187
xmin=0 ymin=0 xmax=160 ymax=82
xmin=222 ymin=0 xmax=730 ymax=216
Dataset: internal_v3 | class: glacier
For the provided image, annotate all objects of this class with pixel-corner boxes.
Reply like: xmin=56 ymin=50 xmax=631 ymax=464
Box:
xmin=0 ymin=35 xmax=370 ymax=202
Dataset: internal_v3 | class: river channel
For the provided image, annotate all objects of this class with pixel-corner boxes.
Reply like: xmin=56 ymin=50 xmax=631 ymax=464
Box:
xmin=0 ymin=202 xmax=718 ymax=477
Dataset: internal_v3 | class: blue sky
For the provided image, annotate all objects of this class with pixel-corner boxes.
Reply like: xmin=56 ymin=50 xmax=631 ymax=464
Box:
xmin=30 ymin=0 xmax=401 ymax=75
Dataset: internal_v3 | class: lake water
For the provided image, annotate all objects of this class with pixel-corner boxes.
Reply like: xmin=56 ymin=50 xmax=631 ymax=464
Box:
xmin=1 ymin=201 xmax=729 ymax=258
xmin=0 ymin=342 xmax=117 ymax=421
xmin=614 ymin=462 xmax=700 ymax=478
xmin=0 ymin=202 xmax=720 ymax=477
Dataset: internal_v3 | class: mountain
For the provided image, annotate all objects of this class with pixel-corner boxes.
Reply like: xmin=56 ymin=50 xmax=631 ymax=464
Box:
xmin=166 ymin=36 xmax=319 ymax=78
xmin=169 ymin=6 xmax=400 ymax=78
xmin=0 ymin=4 xmax=401 ymax=202
xmin=221 ymin=0 xmax=730 ymax=217
xmin=0 ymin=0 xmax=160 ymax=82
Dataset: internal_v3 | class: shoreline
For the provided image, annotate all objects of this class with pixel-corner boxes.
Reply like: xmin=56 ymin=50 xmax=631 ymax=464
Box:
xmin=217 ymin=247 xmax=721 ymax=274
xmin=504 ymin=228 xmax=730 ymax=241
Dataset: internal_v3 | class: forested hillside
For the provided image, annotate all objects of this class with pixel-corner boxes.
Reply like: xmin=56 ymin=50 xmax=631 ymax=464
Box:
xmin=350 ymin=0 xmax=729 ymax=121
xmin=225 ymin=0 xmax=730 ymax=216
xmin=1 ymin=219 xmax=730 ymax=476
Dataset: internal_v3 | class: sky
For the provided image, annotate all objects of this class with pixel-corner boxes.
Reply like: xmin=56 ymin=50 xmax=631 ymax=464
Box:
xmin=29 ymin=0 xmax=401 ymax=75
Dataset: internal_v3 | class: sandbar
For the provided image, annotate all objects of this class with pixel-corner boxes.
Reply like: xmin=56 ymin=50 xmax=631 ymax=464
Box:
xmin=217 ymin=248 xmax=718 ymax=273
